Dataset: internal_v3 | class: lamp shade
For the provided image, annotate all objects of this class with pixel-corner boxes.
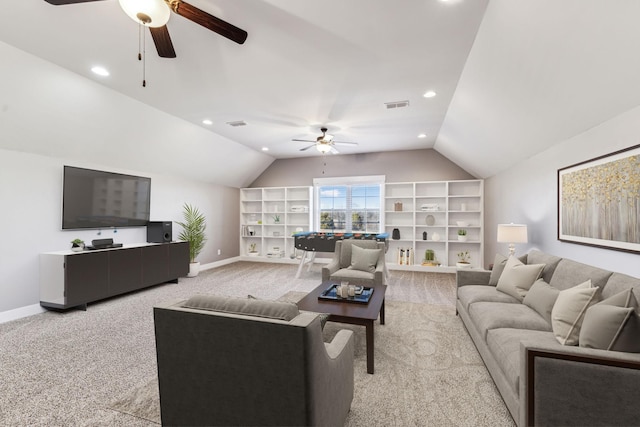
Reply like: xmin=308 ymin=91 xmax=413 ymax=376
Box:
xmin=497 ymin=223 xmax=528 ymax=243
xmin=119 ymin=0 xmax=171 ymax=27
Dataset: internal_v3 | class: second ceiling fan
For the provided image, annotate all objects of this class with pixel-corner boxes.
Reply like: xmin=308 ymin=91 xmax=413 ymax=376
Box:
xmin=44 ymin=0 xmax=248 ymax=58
xmin=293 ymin=128 xmax=358 ymax=154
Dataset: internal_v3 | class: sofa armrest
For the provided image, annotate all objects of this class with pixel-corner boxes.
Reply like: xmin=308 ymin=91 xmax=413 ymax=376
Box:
xmin=325 ymin=329 xmax=354 ymax=359
xmin=322 ymin=259 xmax=341 ymax=282
xmin=519 ymin=341 xmax=640 ymax=427
xmin=456 ymin=269 xmax=491 ymax=287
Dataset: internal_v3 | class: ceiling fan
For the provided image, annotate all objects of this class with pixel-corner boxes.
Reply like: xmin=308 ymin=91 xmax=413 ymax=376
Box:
xmin=44 ymin=0 xmax=248 ymax=59
xmin=293 ymin=127 xmax=358 ymax=154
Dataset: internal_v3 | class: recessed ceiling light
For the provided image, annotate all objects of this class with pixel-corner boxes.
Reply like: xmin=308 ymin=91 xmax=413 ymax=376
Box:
xmin=91 ymin=66 xmax=109 ymax=77
xmin=423 ymin=90 xmax=437 ymax=98
xmin=261 ymin=147 xmax=269 ymax=151
xmin=418 ymin=133 xmax=427 ymax=138
xmin=202 ymin=119 xmax=213 ymax=125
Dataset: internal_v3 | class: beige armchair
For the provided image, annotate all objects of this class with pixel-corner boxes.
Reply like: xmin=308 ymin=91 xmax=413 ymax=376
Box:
xmin=322 ymin=239 xmax=387 ymax=286
xmin=154 ymin=295 xmax=355 ymax=427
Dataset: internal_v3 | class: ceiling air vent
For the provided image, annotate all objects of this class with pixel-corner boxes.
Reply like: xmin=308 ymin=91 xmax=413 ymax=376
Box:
xmin=226 ymin=120 xmax=247 ymax=127
xmin=384 ymin=100 xmax=410 ymax=109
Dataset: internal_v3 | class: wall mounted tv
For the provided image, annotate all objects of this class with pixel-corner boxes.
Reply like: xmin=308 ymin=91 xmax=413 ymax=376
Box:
xmin=62 ymin=166 xmax=151 ymax=230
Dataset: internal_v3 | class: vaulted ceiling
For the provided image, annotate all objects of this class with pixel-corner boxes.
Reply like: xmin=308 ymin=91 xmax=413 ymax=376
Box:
xmin=1 ymin=1 xmax=639 ymax=184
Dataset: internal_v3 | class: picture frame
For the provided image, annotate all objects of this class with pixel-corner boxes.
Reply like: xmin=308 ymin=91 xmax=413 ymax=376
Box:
xmin=558 ymin=144 xmax=640 ymax=253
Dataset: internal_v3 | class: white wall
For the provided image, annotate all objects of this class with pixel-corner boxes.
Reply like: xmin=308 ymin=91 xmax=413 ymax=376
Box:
xmin=485 ymin=105 xmax=640 ymax=278
xmin=0 ymin=148 xmax=239 ymax=314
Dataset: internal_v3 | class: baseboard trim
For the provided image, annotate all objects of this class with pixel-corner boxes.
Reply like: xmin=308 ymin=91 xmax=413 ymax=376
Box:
xmin=0 ymin=304 xmax=47 ymax=325
xmin=200 ymin=257 xmax=242 ymax=271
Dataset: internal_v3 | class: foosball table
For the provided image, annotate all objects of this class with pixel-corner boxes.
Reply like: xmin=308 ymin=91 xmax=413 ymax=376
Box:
xmin=292 ymin=232 xmax=388 ymax=278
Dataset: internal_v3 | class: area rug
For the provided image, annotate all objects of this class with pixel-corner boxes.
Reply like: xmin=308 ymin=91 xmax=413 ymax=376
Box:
xmin=107 ymin=292 xmax=514 ymax=426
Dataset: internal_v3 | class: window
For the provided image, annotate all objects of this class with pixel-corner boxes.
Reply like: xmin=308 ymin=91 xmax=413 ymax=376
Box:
xmin=314 ymin=176 xmax=384 ymax=233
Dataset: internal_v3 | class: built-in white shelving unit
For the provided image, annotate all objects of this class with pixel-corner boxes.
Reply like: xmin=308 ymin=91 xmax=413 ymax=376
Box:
xmin=240 ymin=186 xmax=313 ymax=262
xmin=384 ymin=179 xmax=484 ymax=272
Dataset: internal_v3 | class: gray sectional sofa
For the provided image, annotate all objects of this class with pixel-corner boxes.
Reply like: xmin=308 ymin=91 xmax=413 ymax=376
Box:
xmin=456 ymin=250 xmax=640 ymax=427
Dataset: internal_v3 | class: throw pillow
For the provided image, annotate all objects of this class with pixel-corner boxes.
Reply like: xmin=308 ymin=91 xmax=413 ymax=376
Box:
xmin=551 ymin=280 xmax=600 ymax=346
xmin=523 ymin=279 xmax=560 ymax=324
xmin=496 ymin=256 xmax=545 ymax=301
xmin=349 ymin=244 xmax=380 ymax=273
xmin=579 ymin=289 xmax=640 ymax=352
xmin=489 ymin=253 xmax=527 ymax=286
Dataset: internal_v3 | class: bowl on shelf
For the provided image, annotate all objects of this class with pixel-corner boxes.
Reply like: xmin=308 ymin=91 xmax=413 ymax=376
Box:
xmin=456 ymin=221 xmax=469 ymax=227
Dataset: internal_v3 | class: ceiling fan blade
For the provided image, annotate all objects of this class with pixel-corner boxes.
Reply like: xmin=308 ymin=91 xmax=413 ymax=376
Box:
xmin=334 ymin=141 xmax=358 ymax=146
xmin=44 ymin=0 xmax=103 ymax=6
xmin=292 ymin=139 xmax=316 ymax=143
xmin=330 ymin=147 xmax=340 ymax=154
xmin=169 ymin=0 xmax=248 ymax=45
xmin=44 ymin=0 xmax=105 ymax=4
xmin=149 ymin=26 xmax=176 ymax=58
xmin=299 ymin=144 xmax=316 ymax=151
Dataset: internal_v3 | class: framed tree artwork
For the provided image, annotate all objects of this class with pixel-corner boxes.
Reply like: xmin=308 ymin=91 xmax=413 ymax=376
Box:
xmin=558 ymin=144 xmax=640 ymax=253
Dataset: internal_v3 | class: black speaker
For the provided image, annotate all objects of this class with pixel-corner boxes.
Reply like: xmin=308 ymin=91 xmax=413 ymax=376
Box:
xmin=147 ymin=221 xmax=172 ymax=243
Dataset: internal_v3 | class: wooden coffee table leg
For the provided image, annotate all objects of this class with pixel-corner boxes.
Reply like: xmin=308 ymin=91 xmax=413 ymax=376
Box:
xmin=366 ymin=320 xmax=374 ymax=374
xmin=380 ymin=299 xmax=385 ymax=325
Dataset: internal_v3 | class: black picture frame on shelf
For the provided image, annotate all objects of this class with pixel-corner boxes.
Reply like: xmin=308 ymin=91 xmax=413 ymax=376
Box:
xmin=557 ymin=144 xmax=640 ymax=253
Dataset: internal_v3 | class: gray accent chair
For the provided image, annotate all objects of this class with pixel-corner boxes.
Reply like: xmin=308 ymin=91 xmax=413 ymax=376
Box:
xmin=154 ymin=295 xmax=355 ymax=427
xmin=322 ymin=239 xmax=387 ymax=285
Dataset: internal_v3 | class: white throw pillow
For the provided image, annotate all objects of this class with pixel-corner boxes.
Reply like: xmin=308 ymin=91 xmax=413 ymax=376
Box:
xmin=496 ymin=256 xmax=545 ymax=301
xmin=551 ymin=280 xmax=600 ymax=346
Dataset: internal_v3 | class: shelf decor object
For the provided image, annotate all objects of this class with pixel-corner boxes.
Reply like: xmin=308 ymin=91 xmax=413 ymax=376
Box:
xmin=557 ymin=143 xmax=640 ymax=253
xmin=497 ymin=223 xmax=528 ymax=256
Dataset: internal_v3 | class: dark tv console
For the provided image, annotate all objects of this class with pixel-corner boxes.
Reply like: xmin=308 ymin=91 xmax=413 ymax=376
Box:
xmin=39 ymin=242 xmax=189 ymax=310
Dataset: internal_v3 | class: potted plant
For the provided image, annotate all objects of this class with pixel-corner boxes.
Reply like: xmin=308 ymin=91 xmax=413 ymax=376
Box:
xmin=457 ymin=229 xmax=468 ymax=242
xmin=70 ymin=238 xmax=85 ymax=252
xmin=422 ymin=249 xmax=438 ymax=267
xmin=248 ymin=242 xmax=259 ymax=256
xmin=272 ymin=214 xmax=281 ymax=224
xmin=176 ymin=203 xmax=207 ymax=277
xmin=457 ymin=251 xmax=471 ymax=268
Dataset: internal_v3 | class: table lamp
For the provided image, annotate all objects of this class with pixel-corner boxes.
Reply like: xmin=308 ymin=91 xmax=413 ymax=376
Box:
xmin=497 ymin=223 xmax=528 ymax=256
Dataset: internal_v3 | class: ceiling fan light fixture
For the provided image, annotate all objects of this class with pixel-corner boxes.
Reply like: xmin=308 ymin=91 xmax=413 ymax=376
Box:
xmin=118 ymin=0 xmax=171 ymax=27
xmin=316 ymin=143 xmax=332 ymax=154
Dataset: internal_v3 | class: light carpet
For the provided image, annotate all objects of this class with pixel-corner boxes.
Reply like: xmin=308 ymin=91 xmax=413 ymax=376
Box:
xmin=108 ymin=291 xmax=514 ymax=426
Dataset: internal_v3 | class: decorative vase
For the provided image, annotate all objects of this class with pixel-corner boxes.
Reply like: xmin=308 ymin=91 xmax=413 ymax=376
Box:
xmin=392 ymin=228 xmax=400 ymax=240
xmin=187 ymin=262 xmax=201 ymax=277
xmin=432 ymin=232 xmax=440 ymax=241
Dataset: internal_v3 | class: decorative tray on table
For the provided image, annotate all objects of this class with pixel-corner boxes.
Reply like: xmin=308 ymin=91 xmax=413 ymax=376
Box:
xmin=318 ymin=284 xmax=374 ymax=304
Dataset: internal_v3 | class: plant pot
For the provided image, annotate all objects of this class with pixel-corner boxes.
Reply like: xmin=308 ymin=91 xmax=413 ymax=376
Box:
xmin=187 ymin=262 xmax=201 ymax=277
xmin=456 ymin=262 xmax=471 ymax=268
xmin=248 ymin=251 xmax=259 ymax=257
xmin=458 ymin=235 xmax=468 ymax=242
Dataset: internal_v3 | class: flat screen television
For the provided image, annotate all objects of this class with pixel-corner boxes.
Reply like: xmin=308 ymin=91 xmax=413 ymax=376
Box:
xmin=62 ymin=166 xmax=151 ymax=230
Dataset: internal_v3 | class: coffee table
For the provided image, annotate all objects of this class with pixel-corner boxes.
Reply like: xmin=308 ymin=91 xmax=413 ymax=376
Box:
xmin=296 ymin=281 xmax=387 ymax=374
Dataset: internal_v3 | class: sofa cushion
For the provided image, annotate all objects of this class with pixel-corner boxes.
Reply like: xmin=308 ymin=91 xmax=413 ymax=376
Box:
xmin=486 ymin=328 xmax=559 ymax=394
xmin=551 ymin=280 xmax=600 ymax=345
xmin=182 ymin=294 xmax=300 ymax=321
xmin=488 ymin=253 xmax=528 ymax=286
xmin=496 ymin=256 xmax=545 ymax=301
xmin=523 ymin=279 xmax=560 ymax=324
xmin=602 ymin=273 xmax=640 ymax=300
xmin=469 ymin=302 xmax=551 ymax=340
xmin=457 ymin=285 xmax=520 ymax=311
xmin=526 ymin=250 xmax=563 ymax=284
xmin=580 ymin=289 xmax=640 ymax=352
xmin=349 ymin=244 xmax=380 ymax=273
xmin=549 ymin=259 xmax=612 ymax=291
